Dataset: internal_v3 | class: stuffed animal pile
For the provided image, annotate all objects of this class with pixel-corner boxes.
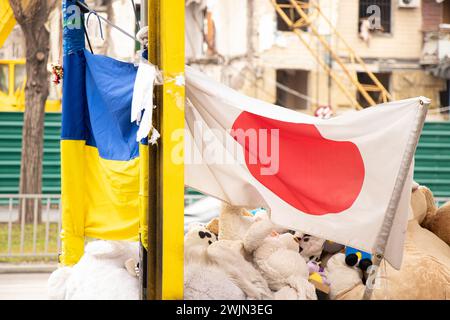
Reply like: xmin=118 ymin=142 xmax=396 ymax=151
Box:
xmin=185 ymin=184 xmax=450 ymax=300
xmin=184 ymin=204 xmax=322 ymax=300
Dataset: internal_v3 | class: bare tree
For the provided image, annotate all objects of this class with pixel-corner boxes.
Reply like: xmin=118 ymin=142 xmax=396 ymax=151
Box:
xmin=9 ymin=0 xmax=59 ymax=222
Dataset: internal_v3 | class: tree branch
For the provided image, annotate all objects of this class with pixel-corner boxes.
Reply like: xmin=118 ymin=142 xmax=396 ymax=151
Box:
xmin=9 ymin=0 xmax=59 ymax=25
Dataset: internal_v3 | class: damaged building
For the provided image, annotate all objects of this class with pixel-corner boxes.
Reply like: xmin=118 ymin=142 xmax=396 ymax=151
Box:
xmin=186 ymin=0 xmax=450 ymax=118
xmin=2 ymin=0 xmax=448 ymax=116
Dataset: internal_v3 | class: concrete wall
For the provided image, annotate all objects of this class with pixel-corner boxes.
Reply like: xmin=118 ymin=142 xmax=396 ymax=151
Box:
xmin=391 ymin=70 xmax=446 ymax=106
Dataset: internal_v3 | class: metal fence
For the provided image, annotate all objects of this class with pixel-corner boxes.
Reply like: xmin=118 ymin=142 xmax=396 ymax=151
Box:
xmin=0 ymin=194 xmax=61 ymax=259
xmin=0 ymin=193 xmax=207 ymax=260
xmin=2 ymin=193 xmax=446 ymax=260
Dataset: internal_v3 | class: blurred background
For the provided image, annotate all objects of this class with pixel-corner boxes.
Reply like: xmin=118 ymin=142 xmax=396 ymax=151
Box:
xmin=0 ymin=0 xmax=449 ymax=298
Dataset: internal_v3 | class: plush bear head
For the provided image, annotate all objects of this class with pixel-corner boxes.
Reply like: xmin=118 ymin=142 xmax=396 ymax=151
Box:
xmin=294 ymin=232 xmax=326 ymax=263
xmin=206 ymin=218 xmax=219 ymax=236
xmin=185 ymin=224 xmax=218 ymax=247
xmin=410 ymin=184 xmax=450 ymax=246
xmin=410 ymin=184 xmax=436 ymax=224
xmin=184 ymin=224 xmax=218 ymax=264
xmin=422 ymin=200 xmax=450 ymax=246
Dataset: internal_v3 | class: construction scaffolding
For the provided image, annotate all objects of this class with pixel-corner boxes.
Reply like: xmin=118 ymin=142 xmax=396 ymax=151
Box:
xmin=271 ymin=0 xmax=392 ymax=110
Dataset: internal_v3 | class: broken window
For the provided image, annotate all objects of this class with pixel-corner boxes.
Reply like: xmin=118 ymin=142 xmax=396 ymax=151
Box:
xmin=186 ymin=2 xmax=216 ymax=60
xmin=356 ymin=72 xmax=391 ymax=108
xmin=276 ymin=0 xmax=309 ymax=32
xmin=443 ymin=0 xmax=450 ymax=24
xmin=13 ymin=64 xmax=25 ymax=92
xmin=358 ymin=0 xmax=391 ymax=34
xmin=276 ymin=69 xmax=309 ymax=110
xmin=439 ymin=81 xmax=449 ymax=111
xmin=0 ymin=64 xmax=9 ymax=94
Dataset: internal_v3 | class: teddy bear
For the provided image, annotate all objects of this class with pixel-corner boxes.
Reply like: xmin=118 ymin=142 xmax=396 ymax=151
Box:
xmin=184 ymin=224 xmax=246 ymax=300
xmin=419 ymin=186 xmax=450 ymax=246
xmin=217 ymin=203 xmax=256 ymax=241
xmin=243 ymin=218 xmax=318 ymax=300
xmin=47 ymin=240 xmax=140 ymax=300
xmin=184 ymin=224 xmax=273 ymax=300
xmin=207 ymin=202 xmax=327 ymax=299
xmin=325 ymin=183 xmax=450 ymax=300
xmin=192 ymin=203 xmax=320 ymax=299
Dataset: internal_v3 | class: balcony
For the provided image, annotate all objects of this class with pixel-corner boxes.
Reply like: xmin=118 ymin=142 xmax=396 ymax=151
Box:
xmin=421 ymin=24 xmax=450 ymax=67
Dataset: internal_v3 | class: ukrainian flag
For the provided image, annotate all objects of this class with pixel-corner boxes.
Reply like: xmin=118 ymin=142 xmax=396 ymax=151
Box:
xmin=60 ymin=0 xmax=144 ymax=265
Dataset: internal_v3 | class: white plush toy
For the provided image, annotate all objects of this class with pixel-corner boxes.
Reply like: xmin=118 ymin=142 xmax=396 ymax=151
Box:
xmin=294 ymin=232 xmax=326 ymax=263
xmin=243 ymin=219 xmax=318 ymax=300
xmin=218 ymin=204 xmax=256 ymax=241
xmin=325 ymin=253 xmax=363 ymax=300
xmin=184 ymin=224 xmax=273 ymax=300
xmin=48 ymin=240 xmax=140 ymax=300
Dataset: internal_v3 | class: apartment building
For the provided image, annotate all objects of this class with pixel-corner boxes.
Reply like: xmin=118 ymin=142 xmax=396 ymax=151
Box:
xmin=2 ymin=0 xmax=447 ymax=115
xmin=187 ymin=0 xmax=450 ymax=117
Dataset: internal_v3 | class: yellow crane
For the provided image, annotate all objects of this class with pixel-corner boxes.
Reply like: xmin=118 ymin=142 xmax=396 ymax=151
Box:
xmin=271 ymin=0 xmax=392 ymax=110
xmin=0 ymin=0 xmax=15 ymax=48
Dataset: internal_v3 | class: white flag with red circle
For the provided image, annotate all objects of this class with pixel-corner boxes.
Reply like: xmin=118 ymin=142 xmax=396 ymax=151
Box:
xmin=185 ymin=66 xmax=423 ymax=269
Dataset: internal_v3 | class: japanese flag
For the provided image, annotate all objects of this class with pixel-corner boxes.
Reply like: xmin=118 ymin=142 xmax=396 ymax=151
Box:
xmin=184 ymin=66 xmax=427 ymax=269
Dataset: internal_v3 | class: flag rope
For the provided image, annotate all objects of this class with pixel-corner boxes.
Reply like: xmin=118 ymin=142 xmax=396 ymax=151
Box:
xmin=75 ymin=1 xmax=141 ymax=43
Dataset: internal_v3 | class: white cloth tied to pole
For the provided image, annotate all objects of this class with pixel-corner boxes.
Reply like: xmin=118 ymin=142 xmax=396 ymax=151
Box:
xmin=131 ymin=61 xmax=158 ymax=143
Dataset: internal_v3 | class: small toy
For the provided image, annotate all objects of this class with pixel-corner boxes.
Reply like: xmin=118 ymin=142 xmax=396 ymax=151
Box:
xmin=314 ymin=105 xmax=333 ymax=119
xmin=307 ymin=261 xmax=330 ymax=296
xmin=249 ymin=207 xmax=266 ymax=215
xmin=51 ymin=64 xmax=64 ymax=85
xmin=344 ymin=246 xmax=372 ymax=271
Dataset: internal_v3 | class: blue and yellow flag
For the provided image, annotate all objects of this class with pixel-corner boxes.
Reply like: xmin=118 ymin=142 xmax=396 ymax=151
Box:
xmin=60 ymin=0 xmax=144 ymax=265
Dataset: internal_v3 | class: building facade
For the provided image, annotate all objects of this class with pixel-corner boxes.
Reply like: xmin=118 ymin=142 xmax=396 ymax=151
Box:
xmin=1 ymin=0 xmax=448 ymax=117
xmin=187 ymin=0 xmax=450 ymax=118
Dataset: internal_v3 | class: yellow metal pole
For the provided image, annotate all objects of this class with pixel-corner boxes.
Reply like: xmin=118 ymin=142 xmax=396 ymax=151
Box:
xmin=159 ymin=0 xmax=185 ymax=300
xmin=147 ymin=0 xmax=185 ymax=300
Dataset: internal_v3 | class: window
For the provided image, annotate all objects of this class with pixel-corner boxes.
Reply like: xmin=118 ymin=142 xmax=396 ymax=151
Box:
xmin=359 ymin=0 xmax=392 ymax=34
xmin=276 ymin=69 xmax=309 ymax=110
xmin=443 ymin=0 xmax=450 ymax=24
xmin=14 ymin=64 xmax=25 ymax=92
xmin=356 ymin=72 xmax=391 ymax=108
xmin=439 ymin=80 xmax=449 ymax=111
xmin=276 ymin=0 xmax=309 ymax=32
xmin=0 ymin=65 xmax=9 ymax=94
xmin=186 ymin=1 xmax=212 ymax=60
